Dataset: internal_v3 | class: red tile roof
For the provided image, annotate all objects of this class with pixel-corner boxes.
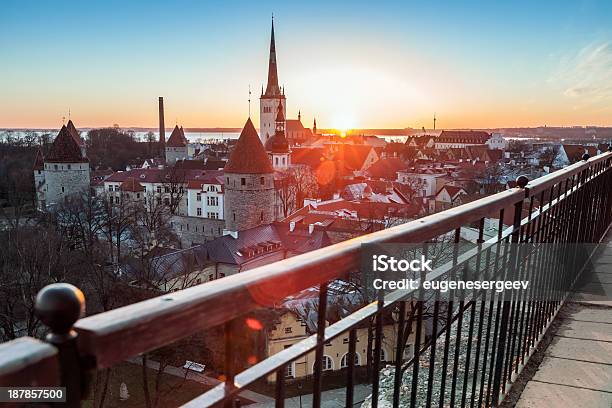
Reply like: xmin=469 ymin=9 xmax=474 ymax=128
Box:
xmin=120 ymin=177 xmax=145 ymax=192
xmin=438 ymin=130 xmax=490 ymax=144
xmin=365 ymin=157 xmax=406 ymax=180
xmin=335 ymin=144 xmax=376 ymax=171
xmin=291 ymin=147 xmax=327 ymax=169
xmin=106 ymin=168 xmax=223 ymax=185
xmin=33 ymin=148 xmax=44 ymax=170
xmin=166 ymin=125 xmax=188 ymax=147
xmin=66 ymin=120 xmax=84 ymax=147
xmin=436 ymin=185 xmax=466 ymax=199
xmin=286 ymin=119 xmax=304 ymax=132
xmin=225 ymin=118 xmax=274 ymax=174
xmin=186 ymin=172 xmax=224 ymax=189
xmin=46 ymin=125 xmax=88 ymax=163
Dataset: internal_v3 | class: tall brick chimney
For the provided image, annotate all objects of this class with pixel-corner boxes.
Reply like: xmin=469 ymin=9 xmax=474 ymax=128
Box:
xmin=158 ymin=97 xmax=165 ymax=156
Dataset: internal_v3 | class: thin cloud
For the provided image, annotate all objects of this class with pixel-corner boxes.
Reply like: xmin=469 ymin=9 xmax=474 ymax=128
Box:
xmin=551 ymin=41 xmax=612 ymax=104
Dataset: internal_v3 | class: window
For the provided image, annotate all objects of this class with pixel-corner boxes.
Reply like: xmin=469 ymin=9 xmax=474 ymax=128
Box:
xmin=54 ymin=164 xmax=58 ymax=170
xmin=67 ymin=164 xmax=71 ymax=170
xmin=285 ymin=363 xmax=294 ymax=378
xmin=108 ymin=185 xmax=113 ymax=192
xmin=196 ymin=193 xmax=202 ymax=202
xmin=241 ymin=178 xmax=246 ymax=186
xmin=260 ymin=177 xmax=265 ymax=185
xmin=157 ymin=186 xmax=162 ymax=194
xmin=275 ymin=157 xmax=279 ymax=165
xmin=164 ymin=186 xmax=170 ymax=193
xmin=284 ymin=327 xmax=292 ymax=334
xmin=164 ymin=197 xmax=170 ymax=205
xmin=61 ymin=186 xmax=65 ymax=193
xmin=260 ymin=211 xmax=264 ymax=221
xmin=313 ymin=355 xmax=333 ymax=372
xmin=197 ymin=208 xmax=202 ymax=216
xmin=109 ymin=196 xmax=114 ymax=204
xmin=340 ymin=353 xmax=360 ymax=368
xmin=136 ymin=193 xmax=140 ymax=199
xmin=157 ymin=197 xmax=162 ymax=205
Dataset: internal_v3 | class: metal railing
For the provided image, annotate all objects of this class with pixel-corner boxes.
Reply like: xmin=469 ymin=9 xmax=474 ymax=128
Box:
xmin=1 ymin=150 xmax=611 ymax=407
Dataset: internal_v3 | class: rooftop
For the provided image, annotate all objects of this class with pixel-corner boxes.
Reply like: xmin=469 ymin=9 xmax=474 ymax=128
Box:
xmin=225 ymin=118 xmax=274 ymax=174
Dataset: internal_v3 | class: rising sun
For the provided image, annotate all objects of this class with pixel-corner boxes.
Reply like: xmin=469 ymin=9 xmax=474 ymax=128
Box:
xmin=332 ymin=112 xmax=356 ymax=136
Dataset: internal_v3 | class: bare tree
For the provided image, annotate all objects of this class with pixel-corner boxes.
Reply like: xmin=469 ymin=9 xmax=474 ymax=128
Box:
xmin=276 ymin=165 xmax=318 ymax=218
xmin=0 ymin=223 xmax=69 ymax=341
xmin=161 ymin=167 xmax=186 ymax=215
xmin=538 ymin=145 xmax=560 ymax=167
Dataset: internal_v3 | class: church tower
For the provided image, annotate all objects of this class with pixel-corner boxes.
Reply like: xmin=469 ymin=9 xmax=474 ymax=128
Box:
xmin=224 ymin=118 xmax=275 ymax=232
xmin=260 ymin=18 xmax=286 ymax=144
xmin=265 ymin=98 xmax=291 ymax=170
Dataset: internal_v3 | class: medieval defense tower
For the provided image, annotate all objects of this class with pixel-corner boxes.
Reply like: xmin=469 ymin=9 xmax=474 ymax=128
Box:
xmin=224 ymin=118 xmax=275 ymax=232
xmin=35 ymin=120 xmax=90 ymax=209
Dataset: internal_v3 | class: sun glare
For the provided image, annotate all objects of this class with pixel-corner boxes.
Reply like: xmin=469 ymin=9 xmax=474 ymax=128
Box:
xmin=332 ymin=111 xmax=356 ymax=136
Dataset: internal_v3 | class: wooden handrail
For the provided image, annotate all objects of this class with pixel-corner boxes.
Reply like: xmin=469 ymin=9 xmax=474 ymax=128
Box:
xmin=0 ymin=337 xmax=60 ymax=387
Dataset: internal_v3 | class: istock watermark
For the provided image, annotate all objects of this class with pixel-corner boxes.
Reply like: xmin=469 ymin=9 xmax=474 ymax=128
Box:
xmin=372 ymin=254 xmax=433 ymax=272
xmin=371 ymin=278 xmax=529 ymax=293
xmin=359 ymin=242 xmax=608 ymax=302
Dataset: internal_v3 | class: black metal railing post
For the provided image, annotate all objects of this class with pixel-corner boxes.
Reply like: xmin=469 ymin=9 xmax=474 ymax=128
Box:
xmin=312 ymin=281 xmax=329 ymax=408
xmin=35 ymin=283 xmax=87 ymax=408
xmin=491 ymin=175 xmax=528 ymax=406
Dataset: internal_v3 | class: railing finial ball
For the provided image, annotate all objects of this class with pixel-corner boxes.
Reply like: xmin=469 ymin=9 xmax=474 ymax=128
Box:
xmin=582 ymin=153 xmax=590 ymax=161
xmin=35 ymin=283 xmax=85 ymax=337
xmin=516 ymin=175 xmax=529 ymax=188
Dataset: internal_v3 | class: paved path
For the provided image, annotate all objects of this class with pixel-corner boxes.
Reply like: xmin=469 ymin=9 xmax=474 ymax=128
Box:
xmin=126 ymin=357 xmax=275 ymax=405
xmin=516 ymin=235 xmax=612 ymax=408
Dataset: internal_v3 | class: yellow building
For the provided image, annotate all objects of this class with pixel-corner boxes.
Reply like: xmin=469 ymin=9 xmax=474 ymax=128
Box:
xmin=266 ymin=303 xmax=423 ymax=381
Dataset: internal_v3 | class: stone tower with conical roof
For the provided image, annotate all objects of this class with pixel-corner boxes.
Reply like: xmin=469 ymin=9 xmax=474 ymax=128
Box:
xmin=224 ymin=118 xmax=275 ymax=232
xmin=260 ymin=18 xmax=286 ymax=145
xmin=39 ymin=122 xmax=90 ymax=209
xmin=165 ymin=125 xmax=189 ymax=164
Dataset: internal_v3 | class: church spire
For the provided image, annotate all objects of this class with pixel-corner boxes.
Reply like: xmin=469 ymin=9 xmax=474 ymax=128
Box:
xmin=264 ymin=16 xmax=281 ymax=96
xmin=275 ymin=96 xmax=285 ymax=131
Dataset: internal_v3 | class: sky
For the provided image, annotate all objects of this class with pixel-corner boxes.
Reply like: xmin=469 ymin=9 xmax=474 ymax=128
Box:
xmin=1 ymin=0 xmax=611 ymax=130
